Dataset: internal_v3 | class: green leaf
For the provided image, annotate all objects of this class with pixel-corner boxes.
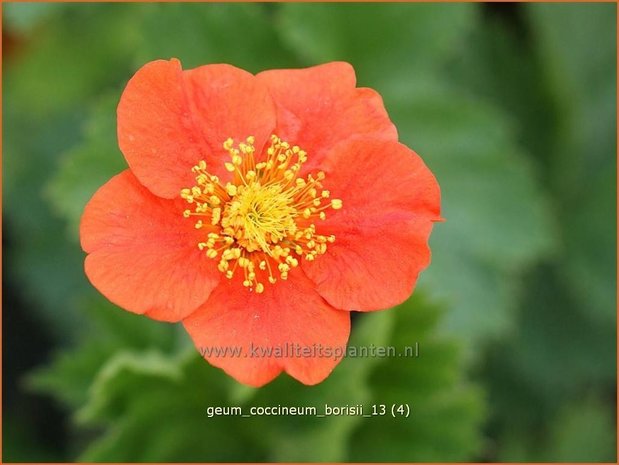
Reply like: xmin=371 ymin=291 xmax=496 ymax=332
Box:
xmin=27 ymin=291 xmax=180 ymax=411
xmin=60 ymin=309 xmax=392 ymax=462
xmin=349 ymin=295 xmax=485 ymax=461
xmin=527 ymin=3 xmax=616 ymax=325
xmin=446 ymin=15 xmax=558 ymax=165
xmin=28 ymin=342 xmax=116 ymax=410
xmin=277 ymin=3 xmax=477 ymax=89
xmin=134 ymin=3 xmax=297 ymax=72
xmin=47 ymin=92 xmax=127 ymax=238
xmin=33 ymin=293 xmax=484 ymax=462
xmin=76 ymin=350 xmax=266 ymax=462
xmin=76 ymin=350 xmax=185 ymax=423
xmin=441 ymin=9 xmax=615 ymax=460
xmin=391 ymin=82 xmax=556 ymax=344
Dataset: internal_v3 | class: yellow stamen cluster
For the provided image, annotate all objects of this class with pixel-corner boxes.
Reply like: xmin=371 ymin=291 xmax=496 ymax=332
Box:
xmin=181 ymin=135 xmax=342 ymax=293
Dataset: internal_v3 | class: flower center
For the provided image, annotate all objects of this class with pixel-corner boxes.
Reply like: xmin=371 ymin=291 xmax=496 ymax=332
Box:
xmin=181 ymin=135 xmax=342 ymax=293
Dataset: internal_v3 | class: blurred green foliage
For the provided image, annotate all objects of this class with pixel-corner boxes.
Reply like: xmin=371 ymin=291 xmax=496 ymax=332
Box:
xmin=3 ymin=2 xmax=615 ymax=462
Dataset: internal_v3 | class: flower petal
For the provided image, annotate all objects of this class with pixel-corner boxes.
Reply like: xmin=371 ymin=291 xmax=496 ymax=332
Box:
xmin=117 ymin=59 xmax=276 ymax=198
xmin=303 ymin=139 xmax=441 ymax=311
xmin=256 ymin=62 xmax=397 ymax=171
xmin=182 ymin=271 xmax=351 ymax=387
xmin=80 ymin=170 xmax=220 ymax=321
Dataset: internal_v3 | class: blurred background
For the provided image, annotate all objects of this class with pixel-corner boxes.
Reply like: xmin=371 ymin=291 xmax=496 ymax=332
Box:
xmin=2 ymin=2 xmax=616 ymax=462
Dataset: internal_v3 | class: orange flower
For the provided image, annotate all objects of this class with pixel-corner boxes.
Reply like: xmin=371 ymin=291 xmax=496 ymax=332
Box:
xmin=80 ymin=59 xmax=441 ymax=387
